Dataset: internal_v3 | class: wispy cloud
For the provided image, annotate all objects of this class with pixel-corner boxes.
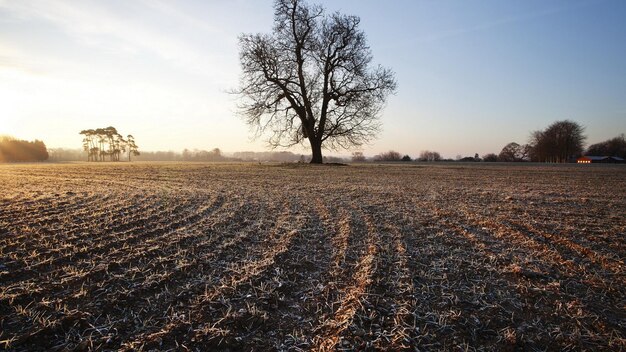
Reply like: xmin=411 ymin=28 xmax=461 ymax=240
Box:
xmin=0 ymin=0 xmax=231 ymax=79
xmin=0 ymin=43 xmax=47 ymax=75
xmin=138 ymin=0 xmax=226 ymax=36
xmin=414 ymin=0 xmax=601 ymax=43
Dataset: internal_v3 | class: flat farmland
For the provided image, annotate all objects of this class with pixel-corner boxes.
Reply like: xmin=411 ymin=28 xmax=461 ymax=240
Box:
xmin=0 ymin=162 xmax=624 ymax=351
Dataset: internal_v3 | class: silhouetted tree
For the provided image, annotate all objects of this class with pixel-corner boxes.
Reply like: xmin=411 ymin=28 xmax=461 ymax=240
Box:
xmin=528 ymin=120 xmax=586 ymax=162
xmin=80 ymin=129 xmax=99 ymax=161
xmin=178 ymin=148 xmax=225 ymax=162
xmin=126 ymin=135 xmax=140 ymax=161
xmin=235 ymin=0 xmax=396 ymax=163
xmin=79 ymin=127 xmax=138 ymax=162
xmin=401 ymin=155 xmax=412 ymax=162
xmin=0 ymin=136 xmax=49 ymax=162
xmin=498 ymin=142 xmax=526 ymax=162
xmin=418 ymin=150 xmax=441 ymax=162
xmin=586 ymin=134 xmax=626 ymax=158
xmin=482 ymin=153 xmax=498 ymax=162
xmin=351 ymin=151 xmax=366 ymax=162
xmin=373 ymin=150 xmax=402 ymax=162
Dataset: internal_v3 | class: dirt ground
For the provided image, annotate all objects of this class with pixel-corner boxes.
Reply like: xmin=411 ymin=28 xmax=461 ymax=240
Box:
xmin=0 ymin=162 xmax=624 ymax=351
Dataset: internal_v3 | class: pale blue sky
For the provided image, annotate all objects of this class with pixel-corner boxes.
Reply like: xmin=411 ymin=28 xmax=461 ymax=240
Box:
xmin=1 ymin=0 xmax=624 ymax=158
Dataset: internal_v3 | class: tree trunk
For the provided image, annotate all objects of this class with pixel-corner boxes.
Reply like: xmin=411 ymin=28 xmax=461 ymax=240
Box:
xmin=309 ymin=138 xmax=323 ymax=164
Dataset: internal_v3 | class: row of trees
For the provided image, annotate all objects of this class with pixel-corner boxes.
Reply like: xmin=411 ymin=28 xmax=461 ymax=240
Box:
xmin=493 ymin=120 xmax=586 ymax=163
xmin=373 ymin=150 xmax=403 ymax=162
xmin=528 ymin=120 xmax=585 ymax=163
xmin=79 ymin=127 xmax=139 ymax=162
xmin=182 ymin=148 xmax=225 ymax=162
xmin=491 ymin=121 xmax=624 ymax=162
xmin=363 ymin=150 xmax=441 ymax=162
xmin=0 ymin=136 xmax=49 ymax=162
xmin=352 ymin=122 xmax=622 ymax=164
xmin=586 ymin=134 xmax=626 ymax=158
xmin=418 ymin=150 xmax=442 ymax=162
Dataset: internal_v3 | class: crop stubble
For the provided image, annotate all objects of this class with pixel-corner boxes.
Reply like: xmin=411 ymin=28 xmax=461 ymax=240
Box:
xmin=0 ymin=162 xmax=624 ymax=351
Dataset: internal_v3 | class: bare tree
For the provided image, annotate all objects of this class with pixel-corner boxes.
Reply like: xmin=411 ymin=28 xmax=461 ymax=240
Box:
xmin=498 ymin=142 xmax=526 ymax=162
xmin=586 ymin=134 xmax=626 ymax=158
xmin=126 ymin=135 xmax=140 ymax=161
xmin=418 ymin=150 xmax=441 ymax=162
xmin=528 ymin=120 xmax=586 ymax=162
xmin=79 ymin=127 xmax=138 ymax=162
xmin=482 ymin=153 xmax=498 ymax=162
xmin=236 ymin=0 xmax=396 ymax=163
xmin=373 ymin=150 xmax=402 ymax=162
xmin=351 ymin=151 xmax=366 ymax=162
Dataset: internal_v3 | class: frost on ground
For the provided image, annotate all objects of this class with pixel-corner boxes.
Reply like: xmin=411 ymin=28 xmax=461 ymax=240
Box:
xmin=0 ymin=162 xmax=624 ymax=351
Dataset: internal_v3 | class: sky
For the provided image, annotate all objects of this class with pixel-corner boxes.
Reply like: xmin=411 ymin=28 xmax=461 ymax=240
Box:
xmin=1 ymin=0 xmax=625 ymax=158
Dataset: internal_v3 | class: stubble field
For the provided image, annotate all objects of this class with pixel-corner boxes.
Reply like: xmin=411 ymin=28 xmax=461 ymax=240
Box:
xmin=0 ymin=162 xmax=624 ymax=351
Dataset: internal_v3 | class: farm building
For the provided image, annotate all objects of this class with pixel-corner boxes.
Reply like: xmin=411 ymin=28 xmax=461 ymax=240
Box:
xmin=577 ymin=156 xmax=625 ymax=164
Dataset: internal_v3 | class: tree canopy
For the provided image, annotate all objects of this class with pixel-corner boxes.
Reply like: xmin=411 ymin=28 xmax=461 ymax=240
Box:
xmin=586 ymin=134 xmax=626 ymax=158
xmin=498 ymin=142 xmax=529 ymax=162
xmin=0 ymin=136 xmax=48 ymax=162
xmin=236 ymin=0 xmax=396 ymax=163
xmin=528 ymin=120 xmax=586 ymax=163
xmin=79 ymin=127 xmax=139 ymax=162
xmin=418 ymin=150 xmax=442 ymax=162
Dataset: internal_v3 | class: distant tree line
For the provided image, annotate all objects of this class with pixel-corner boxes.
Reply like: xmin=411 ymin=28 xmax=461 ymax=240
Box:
xmin=528 ymin=120 xmax=585 ymax=162
xmin=586 ymin=134 xmax=626 ymax=158
xmin=0 ymin=136 xmax=49 ymax=162
xmin=233 ymin=151 xmax=313 ymax=163
xmin=485 ymin=120 xmax=624 ymax=163
xmin=492 ymin=120 xmax=586 ymax=162
xmin=45 ymin=147 xmax=326 ymax=163
xmin=496 ymin=142 xmax=530 ymax=162
xmin=48 ymin=148 xmax=85 ymax=162
xmin=361 ymin=120 xmax=615 ymax=164
xmin=418 ymin=150 xmax=442 ymax=162
xmin=79 ymin=127 xmax=139 ymax=162
xmin=373 ymin=151 xmax=403 ymax=162
xmin=182 ymin=148 xmax=225 ymax=162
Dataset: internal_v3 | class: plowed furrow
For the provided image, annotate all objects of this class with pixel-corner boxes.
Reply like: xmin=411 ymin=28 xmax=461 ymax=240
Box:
xmin=5 ymin=198 xmax=250 ymax=351
xmin=0 ymin=195 xmax=170 ymax=284
xmin=333 ymin=207 xmax=417 ymax=351
xmin=312 ymin=205 xmax=377 ymax=352
xmin=426 ymin=204 xmax=619 ymax=348
xmin=0 ymin=194 xmax=158 ymax=266
xmin=503 ymin=218 xmax=624 ymax=276
xmin=0 ymin=194 xmax=102 ymax=226
xmin=0 ymin=197 xmax=232 ymax=350
xmin=120 ymin=199 xmax=305 ymax=350
xmin=0 ymin=196 xmax=221 ymax=306
xmin=88 ymin=198 xmax=256 ymax=302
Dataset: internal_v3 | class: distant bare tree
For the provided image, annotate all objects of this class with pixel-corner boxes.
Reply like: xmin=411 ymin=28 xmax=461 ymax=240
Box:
xmin=482 ymin=153 xmax=498 ymax=162
xmin=373 ymin=150 xmax=402 ymax=162
xmin=498 ymin=142 xmax=527 ymax=162
xmin=126 ymin=135 xmax=140 ymax=161
xmin=79 ymin=127 xmax=138 ymax=162
xmin=528 ymin=120 xmax=586 ymax=162
xmin=351 ymin=151 xmax=366 ymax=162
xmin=235 ymin=0 xmax=397 ymax=163
xmin=418 ymin=150 xmax=441 ymax=162
xmin=586 ymin=134 xmax=626 ymax=158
